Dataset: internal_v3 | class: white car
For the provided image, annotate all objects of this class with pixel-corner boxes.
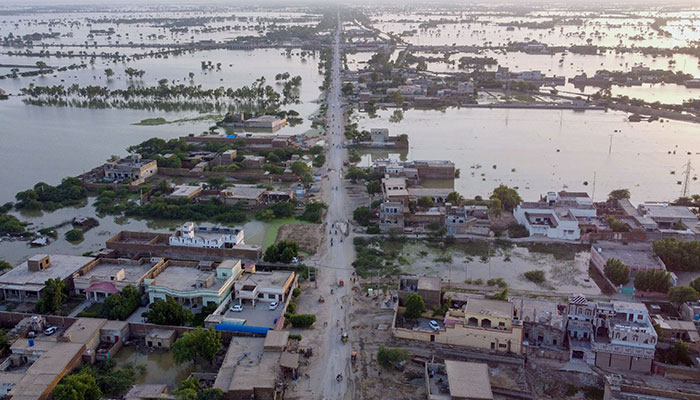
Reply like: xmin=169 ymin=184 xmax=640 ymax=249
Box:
xmin=44 ymin=326 xmax=58 ymax=336
xmin=230 ymin=304 xmax=243 ymax=312
xmin=268 ymin=301 xmax=279 ymax=310
xmin=428 ymin=320 xmax=440 ymax=331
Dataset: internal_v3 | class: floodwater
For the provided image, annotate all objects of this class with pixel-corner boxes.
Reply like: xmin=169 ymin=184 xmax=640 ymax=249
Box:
xmin=392 ymin=241 xmax=599 ymax=295
xmin=0 ymin=197 xmax=278 ymax=266
xmin=356 ymin=107 xmax=700 ymax=203
xmin=0 ymin=48 xmax=324 ymax=204
xmin=113 ymin=345 xmax=203 ymax=390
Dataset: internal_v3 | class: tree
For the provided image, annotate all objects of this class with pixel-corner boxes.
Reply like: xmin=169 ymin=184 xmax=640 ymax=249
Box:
xmin=605 ymin=216 xmax=630 ymax=232
xmin=264 ymin=241 xmax=299 ymax=263
xmin=524 ymin=270 xmax=546 ymax=284
xmin=403 ymin=294 xmax=426 ymax=319
xmin=652 ymin=238 xmax=700 ymax=272
xmin=287 ymin=314 xmax=316 ymax=328
xmin=490 ymin=185 xmax=521 ymax=212
xmin=104 ymin=68 xmax=114 ymax=79
xmin=690 ymin=276 xmax=700 ymax=293
xmin=143 ymin=298 xmax=193 ymax=326
xmin=172 ymin=327 xmax=222 ymax=365
xmin=35 ymin=278 xmax=67 ymax=314
xmin=0 ymin=260 xmax=11 ymax=271
xmin=290 ymin=161 xmax=310 ymax=176
xmin=668 ymin=286 xmax=699 ymax=308
xmin=608 ymin=189 xmax=631 ymax=201
xmin=604 ymin=258 xmax=630 ymax=286
xmin=53 ymin=371 xmax=101 ymax=400
xmin=634 ymin=269 xmax=671 ymax=293
xmin=417 ymin=196 xmax=434 ymax=208
xmin=353 ymin=207 xmax=372 ymax=226
xmin=206 ymin=176 xmax=225 ymax=189
xmin=101 ymin=285 xmax=141 ymax=320
xmin=366 ymin=180 xmax=382 ymax=195
xmin=446 ymin=192 xmax=463 ymax=205
xmin=65 ymin=228 xmax=84 ymax=243
xmin=376 ymin=346 xmax=410 ymax=368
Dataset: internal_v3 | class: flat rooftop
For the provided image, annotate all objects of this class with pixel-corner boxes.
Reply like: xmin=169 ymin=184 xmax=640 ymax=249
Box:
xmin=237 ymin=271 xmax=293 ymax=289
xmin=593 ymin=242 xmax=662 ymax=268
xmin=213 ymin=337 xmax=279 ymax=394
xmin=224 ymin=186 xmax=266 ymax=200
xmin=513 ymin=297 xmax=565 ymax=330
xmin=640 ymin=203 xmax=697 ymax=220
xmin=0 ymin=255 xmax=95 ymax=290
xmin=170 ymin=184 xmax=201 ymax=197
xmin=445 ymin=360 xmax=493 ymax=400
xmin=78 ymin=259 xmax=158 ymax=284
xmin=465 ymin=298 xmax=513 ymax=319
xmin=151 ymin=266 xmax=225 ymax=292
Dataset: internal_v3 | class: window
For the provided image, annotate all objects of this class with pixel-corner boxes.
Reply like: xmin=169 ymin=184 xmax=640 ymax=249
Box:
xmin=498 ymin=343 xmax=507 ymax=349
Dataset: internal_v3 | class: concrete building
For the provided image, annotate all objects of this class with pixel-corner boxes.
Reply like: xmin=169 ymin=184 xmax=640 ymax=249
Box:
xmin=378 ymin=201 xmax=405 ymax=232
xmin=426 ymin=360 xmax=494 ymax=400
xmin=0 ymin=254 xmax=95 ymax=302
xmin=103 ymin=154 xmax=157 ymax=182
xmin=241 ymin=155 xmax=267 ymax=169
xmin=395 ymin=298 xmax=523 ymax=354
xmin=72 ymin=257 xmax=165 ymax=301
xmin=603 ymin=374 xmax=700 ymax=400
xmin=243 ymin=115 xmax=287 ymax=131
xmin=221 ymin=186 xmax=266 ymax=208
xmin=514 ymin=191 xmax=596 ymax=240
xmin=145 ymin=329 xmax=177 ymax=349
xmin=0 ymin=318 xmax=106 ymax=400
xmin=370 ymin=128 xmax=389 ymax=143
xmin=590 ymin=242 xmax=667 ymax=286
xmin=213 ymin=336 xmax=281 ymax=400
xmin=169 ymin=184 xmax=203 ymax=199
xmin=638 ymin=202 xmax=698 ymax=230
xmin=398 ymin=276 xmax=442 ymax=308
xmin=169 ymin=222 xmax=245 ymax=249
xmin=567 ymin=296 xmax=658 ymax=372
xmin=234 ymin=271 xmax=295 ymax=306
xmin=145 ymin=259 xmax=242 ymax=309
xmin=382 ymin=176 xmax=409 ymax=207
xmin=514 ymin=297 xmax=567 ymax=350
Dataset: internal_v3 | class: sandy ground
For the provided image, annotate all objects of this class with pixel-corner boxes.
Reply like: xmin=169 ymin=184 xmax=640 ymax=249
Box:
xmin=277 ymin=223 xmax=323 ymax=254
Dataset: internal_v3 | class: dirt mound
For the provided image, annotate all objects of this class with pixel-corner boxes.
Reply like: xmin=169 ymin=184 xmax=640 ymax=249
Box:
xmin=277 ymin=223 xmax=323 ymax=255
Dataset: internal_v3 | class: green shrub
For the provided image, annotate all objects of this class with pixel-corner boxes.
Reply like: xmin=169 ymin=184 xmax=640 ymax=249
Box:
xmin=507 ymin=223 xmax=529 ymax=238
xmin=289 ymin=333 xmax=302 ymax=341
xmin=524 ymin=269 xmax=546 ymax=284
xmin=376 ymin=346 xmax=410 ymax=368
xmin=65 ymin=229 xmax=84 ymax=243
xmin=366 ymin=224 xmax=380 ymax=234
xmin=287 ymin=301 xmax=297 ymax=314
xmin=292 ymin=287 xmax=302 ymax=298
xmin=287 ymin=314 xmax=316 ymax=328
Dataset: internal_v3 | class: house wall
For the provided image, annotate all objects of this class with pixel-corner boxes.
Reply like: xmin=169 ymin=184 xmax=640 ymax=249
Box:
xmin=393 ymin=321 xmax=523 ymax=354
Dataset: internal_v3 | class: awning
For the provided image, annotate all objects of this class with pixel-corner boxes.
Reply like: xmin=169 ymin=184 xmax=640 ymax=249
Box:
xmin=85 ymin=282 xmax=119 ymax=294
xmin=280 ymin=352 xmax=299 ymax=370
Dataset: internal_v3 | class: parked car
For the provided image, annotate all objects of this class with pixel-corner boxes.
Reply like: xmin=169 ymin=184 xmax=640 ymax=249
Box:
xmin=428 ymin=320 xmax=440 ymax=331
xmin=44 ymin=326 xmax=58 ymax=336
xmin=230 ymin=304 xmax=243 ymax=312
xmin=268 ymin=301 xmax=279 ymax=310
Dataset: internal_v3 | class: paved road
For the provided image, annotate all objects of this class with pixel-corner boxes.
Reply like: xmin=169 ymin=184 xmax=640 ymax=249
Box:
xmin=301 ymin=11 xmax=356 ymax=400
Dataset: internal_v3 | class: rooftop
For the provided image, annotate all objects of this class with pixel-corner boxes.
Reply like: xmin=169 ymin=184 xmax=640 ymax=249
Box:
xmin=170 ymin=184 xmax=202 ymax=198
xmin=146 ymin=329 xmax=176 ymax=339
xmin=224 ymin=186 xmax=266 ymax=200
xmin=465 ymin=298 xmax=513 ymax=319
xmin=150 ymin=266 xmax=225 ymax=292
xmin=640 ymin=203 xmax=697 ymax=220
xmin=444 ymin=360 xmax=493 ymax=400
xmin=513 ymin=297 xmax=565 ymax=330
xmin=237 ymin=271 xmax=294 ymax=289
xmin=213 ymin=337 xmax=279 ymax=394
xmin=0 ymin=255 xmax=95 ymax=290
xmin=263 ymin=330 xmax=289 ymax=350
xmin=417 ymin=276 xmax=441 ymax=292
xmin=76 ymin=258 xmax=160 ymax=285
xmin=592 ymin=242 xmax=661 ymax=267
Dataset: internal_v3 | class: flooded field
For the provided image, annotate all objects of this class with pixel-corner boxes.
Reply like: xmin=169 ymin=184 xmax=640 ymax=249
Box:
xmin=113 ymin=345 xmax=205 ymax=389
xmin=356 ymin=107 xmax=700 ymax=203
xmin=383 ymin=240 xmax=599 ymax=295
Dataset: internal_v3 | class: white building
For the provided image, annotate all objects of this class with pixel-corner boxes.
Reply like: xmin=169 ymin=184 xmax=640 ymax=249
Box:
xmin=457 ymin=81 xmax=474 ymax=95
xmin=514 ymin=191 xmax=595 ymax=240
xmin=169 ymin=222 xmax=245 ymax=249
xmin=233 ymin=271 xmax=295 ymax=306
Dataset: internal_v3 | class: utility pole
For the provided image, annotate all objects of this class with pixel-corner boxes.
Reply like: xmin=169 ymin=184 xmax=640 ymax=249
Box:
xmin=591 ymin=171 xmax=597 ymax=201
xmin=681 ymin=160 xmax=693 ymax=198
xmin=608 ymin=134 xmax=613 ymax=155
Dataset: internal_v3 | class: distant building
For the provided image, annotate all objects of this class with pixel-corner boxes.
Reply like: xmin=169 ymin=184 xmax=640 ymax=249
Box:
xmin=145 ymin=329 xmax=177 ymax=349
xmin=426 ymin=360 xmax=494 ymax=400
xmin=221 ymin=186 xmax=266 ymax=208
xmin=378 ymin=201 xmax=405 ymax=232
xmin=0 ymin=254 xmax=95 ymax=302
xmin=590 ymin=241 xmax=666 ymax=278
xmin=72 ymin=257 xmax=165 ymax=302
xmin=514 ymin=191 xmax=596 ymax=240
xmin=243 ymin=115 xmax=287 ymax=131
xmin=637 ymin=202 xmax=699 ymax=230
xmin=513 ymin=297 xmax=567 ymax=350
xmin=382 ymin=176 xmax=409 ymax=207
xmin=169 ymin=222 xmax=245 ymax=249
xmin=169 ymin=184 xmax=203 ymax=199
xmin=103 ymin=154 xmax=157 ymax=182
xmin=370 ymin=128 xmax=389 ymax=143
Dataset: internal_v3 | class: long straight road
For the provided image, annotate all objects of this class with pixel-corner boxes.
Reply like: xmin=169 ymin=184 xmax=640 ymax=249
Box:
xmin=298 ymin=11 xmax=356 ymax=400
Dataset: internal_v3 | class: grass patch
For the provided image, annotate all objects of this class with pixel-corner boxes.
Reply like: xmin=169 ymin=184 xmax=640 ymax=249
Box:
xmin=133 ymin=117 xmax=167 ymax=126
xmin=76 ymin=302 xmax=105 ymax=318
xmin=524 ymin=242 xmax=583 ymax=261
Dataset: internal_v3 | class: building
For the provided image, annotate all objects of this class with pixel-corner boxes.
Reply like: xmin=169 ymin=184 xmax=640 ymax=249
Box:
xmin=513 ymin=297 xmax=567 ymax=350
xmin=106 ymin=230 xmax=261 ymax=262
xmin=0 ymin=254 xmax=95 ymax=302
xmin=145 ymin=259 xmax=242 ymax=309
xmin=0 ymin=318 xmax=107 ymax=400
xmin=241 ymin=155 xmax=266 ymax=169
xmin=398 ymin=276 xmax=442 ymax=308
xmin=221 ymin=186 xmax=266 ymax=208
xmin=244 ymin=115 xmax=287 ymax=131
xmin=72 ymin=257 xmax=165 ymax=301
xmin=514 ymin=191 xmax=596 ymax=240
xmin=378 ymin=201 xmax=405 ymax=232
xmin=590 ymin=242 xmax=666 ymax=279
xmin=124 ymin=384 xmax=173 ymax=400
xmin=604 ymin=374 xmax=700 ymax=400
xmin=651 ymin=315 xmax=700 ymax=351
xmin=382 ymin=176 xmax=409 ymax=207
xmin=445 ymin=205 xmax=481 ymax=234
xmin=567 ymin=296 xmax=658 ymax=372
xmin=394 ymin=298 xmax=523 ymax=354
xmin=103 ymin=154 xmax=157 ymax=182
xmin=233 ymin=271 xmax=295 ymax=306
xmin=169 ymin=184 xmax=203 ymax=199
xmin=145 ymin=329 xmax=177 ymax=349
xmin=213 ymin=336 xmax=281 ymax=400
xmin=370 ymin=128 xmax=389 ymax=143
xmin=637 ymin=202 xmax=699 ymax=230
xmin=169 ymin=222 xmax=245 ymax=249
xmin=426 ymin=360 xmax=493 ymax=400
